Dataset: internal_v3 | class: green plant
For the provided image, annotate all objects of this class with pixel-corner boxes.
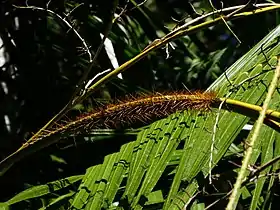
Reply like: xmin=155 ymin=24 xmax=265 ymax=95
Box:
xmin=1 ymin=1 xmax=280 ymax=210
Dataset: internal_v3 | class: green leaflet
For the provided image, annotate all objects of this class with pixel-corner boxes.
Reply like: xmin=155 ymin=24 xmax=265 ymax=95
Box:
xmin=167 ymin=25 xmax=280 ymax=209
xmin=1 ymin=175 xmax=83 ymax=207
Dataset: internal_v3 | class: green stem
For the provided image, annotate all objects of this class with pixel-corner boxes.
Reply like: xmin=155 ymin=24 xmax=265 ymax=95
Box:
xmin=83 ymin=4 xmax=280 ymax=102
xmin=215 ymin=98 xmax=280 ymax=131
xmin=1 ymin=95 xmax=280 ymax=177
xmin=226 ymin=57 xmax=280 ymax=210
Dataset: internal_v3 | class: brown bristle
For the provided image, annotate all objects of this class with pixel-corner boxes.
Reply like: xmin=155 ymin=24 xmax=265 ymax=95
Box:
xmin=31 ymin=91 xmax=218 ymax=141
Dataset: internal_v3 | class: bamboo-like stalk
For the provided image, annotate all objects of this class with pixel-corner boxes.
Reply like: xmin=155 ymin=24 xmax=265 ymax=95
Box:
xmin=226 ymin=57 xmax=280 ymax=210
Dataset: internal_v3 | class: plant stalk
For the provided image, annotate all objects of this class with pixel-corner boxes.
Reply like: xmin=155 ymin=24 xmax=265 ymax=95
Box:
xmin=226 ymin=57 xmax=280 ymax=210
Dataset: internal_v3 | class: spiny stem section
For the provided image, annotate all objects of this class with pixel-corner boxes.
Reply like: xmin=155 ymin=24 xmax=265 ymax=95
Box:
xmin=2 ymin=91 xmax=280 ymax=177
xmin=30 ymin=92 xmax=217 ymax=142
xmin=27 ymin=91 xmax=280 ymax=146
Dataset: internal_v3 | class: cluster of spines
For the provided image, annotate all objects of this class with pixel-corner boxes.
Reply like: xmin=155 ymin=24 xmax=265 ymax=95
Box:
xmin=30 ymin=91 xmax=218 ymax=142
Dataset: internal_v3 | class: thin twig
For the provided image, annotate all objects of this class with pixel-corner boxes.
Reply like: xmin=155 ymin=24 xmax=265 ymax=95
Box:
xmin=83 ymin=68 xmax=112 ymax=92
xmin=209 ymin=92 xmax=231 ymax=184
xmin=183 ymin=191 xmax=200 ymax=210
xmin=113 ymin=0 xmax=129 ymax=23
xmin=208 ymin=0 xmax=241 ymax=44
xmin=206 ymin=155 xmax=280 ymax=209
xmin=13 ymin=5 xmax=92 ymax=62
xmin=226 ymin=57 xmax=280 ymax=210
xmin=220 ymin=17 xmax=241 ymax=44
xmin=71 ymin=0 xmax=119 ymax=102
xmin=227 ymin=0 xmax=254 ymax=18
xmin=130 ymin=0 xmax=148 ymax=11
xmin=14 ymin=1 xmax=119 ymax=140
xmin=85 ymin=3 xmax=280 ymax=99
xmin=113 ymin=0 xmax=148 ymax=23
xmin=247 ymin=155 xmax=280 ymax=182
xmin=64 ymin=3 xmax=84 ymax=19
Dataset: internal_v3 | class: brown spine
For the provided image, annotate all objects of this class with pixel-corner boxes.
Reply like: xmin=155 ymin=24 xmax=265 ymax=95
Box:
xmin=31 ymin=91 xmax=217 ymax=142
